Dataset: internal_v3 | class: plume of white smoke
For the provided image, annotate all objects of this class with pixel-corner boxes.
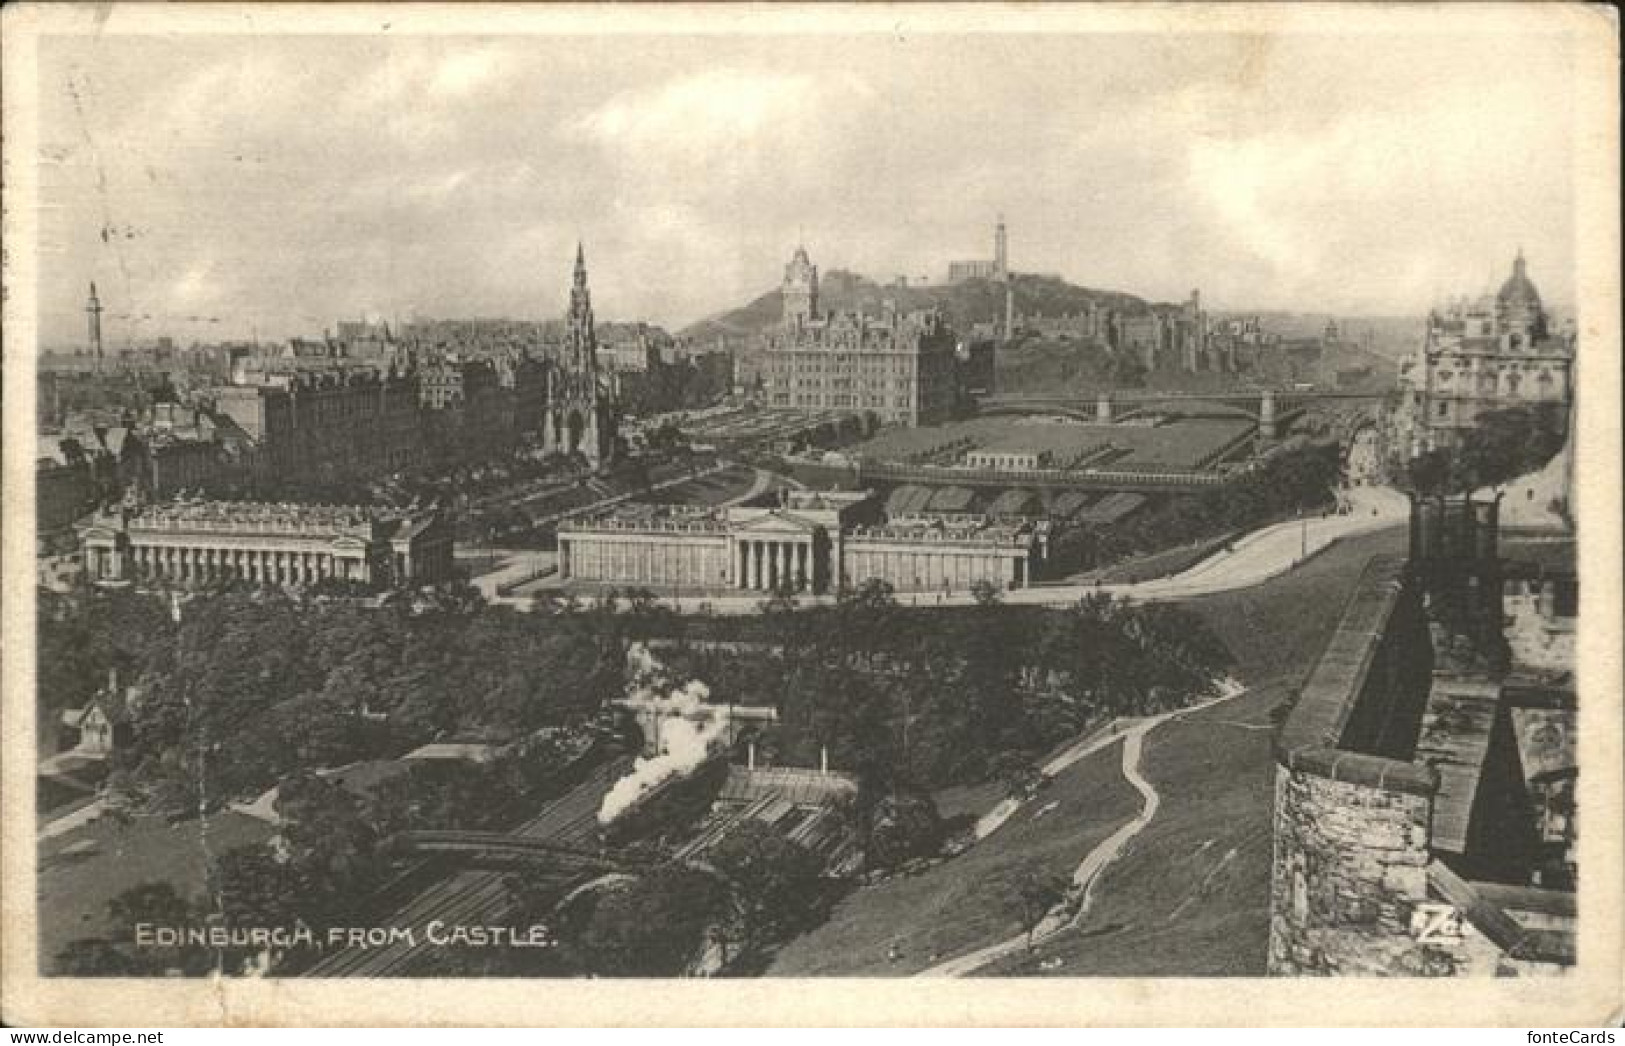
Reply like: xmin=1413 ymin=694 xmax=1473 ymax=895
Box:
xmin=598 ymin=643 xmax=727 ymax=825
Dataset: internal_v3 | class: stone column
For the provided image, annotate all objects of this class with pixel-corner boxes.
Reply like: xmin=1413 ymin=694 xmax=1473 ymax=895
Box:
xmin=751 ymin=541 xmax=764 ymax=590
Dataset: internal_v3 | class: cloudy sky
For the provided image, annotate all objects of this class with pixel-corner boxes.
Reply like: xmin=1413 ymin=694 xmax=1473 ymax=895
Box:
xmin=36 ymin=25 xmax=1579 ymax=347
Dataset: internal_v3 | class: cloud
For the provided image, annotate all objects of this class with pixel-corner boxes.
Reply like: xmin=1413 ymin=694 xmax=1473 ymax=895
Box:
xmin=431 ymin=48 xmax=507 ymax=98
xmin=569 ymin=68 xmax=825 ymax=153
xmin=31 ymin=32 xmax=1579 ymax=346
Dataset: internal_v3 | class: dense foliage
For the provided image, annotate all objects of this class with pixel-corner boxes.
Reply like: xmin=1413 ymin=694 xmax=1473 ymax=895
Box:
xmin=656 ymin=579 xmax=1231 ymax=796
xmin=37 ymin=588 xmax=623 ymax=815
xmin=1404 ymin=403 xmax=1568 ymax=496
xmin=564 ymin=864 xmax=734 ymax=976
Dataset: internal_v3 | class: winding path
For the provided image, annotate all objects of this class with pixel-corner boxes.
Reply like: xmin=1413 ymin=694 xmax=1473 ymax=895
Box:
xmin=915 ymin=685 xmax=1246 ymax=978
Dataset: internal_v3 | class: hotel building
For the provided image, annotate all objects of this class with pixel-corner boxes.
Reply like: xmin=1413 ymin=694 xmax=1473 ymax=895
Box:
xmin=762 ymin=246 xmax=959 ymax=427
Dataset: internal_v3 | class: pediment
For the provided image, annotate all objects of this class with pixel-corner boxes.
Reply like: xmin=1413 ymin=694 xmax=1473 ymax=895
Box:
xmin=735 ymin=511 xmax=820 ymax=535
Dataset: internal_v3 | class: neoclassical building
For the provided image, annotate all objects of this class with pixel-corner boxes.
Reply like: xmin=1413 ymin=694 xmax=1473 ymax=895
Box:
xmin=1397 ymin=252 xmax=1575 ymax=455
xmin=557 ymin=490 xmax=1046 ymax=594
xmin=762 ymin=246 xmax=959 ymax=427
xmin=79 ymin=500 xmax=453 ymax=589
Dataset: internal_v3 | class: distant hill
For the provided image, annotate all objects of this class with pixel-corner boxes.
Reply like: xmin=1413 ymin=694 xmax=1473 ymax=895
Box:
xmin=681 ymin=270 xmax=1154 ymax=344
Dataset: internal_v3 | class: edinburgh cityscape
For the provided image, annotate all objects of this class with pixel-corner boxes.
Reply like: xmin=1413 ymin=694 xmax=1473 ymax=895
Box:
xmin=17 ymin=9 xmax=1598 ymax=1002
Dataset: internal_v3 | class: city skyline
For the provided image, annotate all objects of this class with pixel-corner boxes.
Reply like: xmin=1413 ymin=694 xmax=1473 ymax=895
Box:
xmin=38 ymin=28 xmax=1578 ymax=347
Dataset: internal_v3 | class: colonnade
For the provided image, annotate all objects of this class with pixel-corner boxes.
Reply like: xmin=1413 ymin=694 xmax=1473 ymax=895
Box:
xmin=733 ymin=539 xmax=813 ymax=592
xmin=560 ymin=536 xmax=730 ymax=589
xmin=842 ymin=544 xmax=1025 ymax=592
xmin=129 ymin=543 xmax=364 ymax=586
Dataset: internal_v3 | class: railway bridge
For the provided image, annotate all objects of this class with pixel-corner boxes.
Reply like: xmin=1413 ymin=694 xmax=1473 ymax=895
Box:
xmin=378 ymin=830 xmax=658 ymax=872
xmin=978 ymin=387 xmax=1386 ymax=436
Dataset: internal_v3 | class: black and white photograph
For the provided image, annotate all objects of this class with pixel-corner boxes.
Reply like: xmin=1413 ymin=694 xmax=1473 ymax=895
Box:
xmin=2 ymin=1 xmax=1618 ymax=1028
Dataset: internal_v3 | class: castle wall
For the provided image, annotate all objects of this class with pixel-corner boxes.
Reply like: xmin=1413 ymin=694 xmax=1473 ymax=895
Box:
xmin=1269 ymin=513 xmax=1575 ymax=977
xmin=1269 ymin=755 xmax=1436 ymax=975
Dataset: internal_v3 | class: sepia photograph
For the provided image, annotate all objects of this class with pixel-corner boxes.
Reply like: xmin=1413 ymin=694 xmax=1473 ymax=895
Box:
xmin=2 ymin=1 xmax=1619 ymax=1029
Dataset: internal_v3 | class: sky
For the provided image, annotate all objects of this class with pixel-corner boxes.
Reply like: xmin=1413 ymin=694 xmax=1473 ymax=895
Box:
xmin=35 ymin=27 xmax=1579 ymax=348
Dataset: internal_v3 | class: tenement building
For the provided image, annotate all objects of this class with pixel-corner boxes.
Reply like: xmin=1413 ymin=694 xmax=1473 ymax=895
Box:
xmin=762 ymin=246 xmax=959 ymax=427
xmin=1396 ymin=251 xmax=1575 ymax=456
xmin=211 ymin=366 xmax=423 ymax=485
xmin=78 ymin=500 xmax=454 ymax=589
xmin=557 ymin=490 xmax=1045 ymax=594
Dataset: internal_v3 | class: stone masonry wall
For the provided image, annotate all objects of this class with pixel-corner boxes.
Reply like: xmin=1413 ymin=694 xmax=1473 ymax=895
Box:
xmin=1269 ymin=764 xmax=1440 ymax=975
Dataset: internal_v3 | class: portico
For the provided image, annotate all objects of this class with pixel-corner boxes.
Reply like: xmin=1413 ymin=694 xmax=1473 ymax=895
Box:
xmin=729 ymin=515 xmax=824 ymax=592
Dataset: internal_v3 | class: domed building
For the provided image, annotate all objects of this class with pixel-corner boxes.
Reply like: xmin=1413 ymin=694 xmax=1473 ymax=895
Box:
xmin=1395 ymin=251 xmax=1574 ymax=455
xmin=1495 ymin=250 xmax=1550 ymax=344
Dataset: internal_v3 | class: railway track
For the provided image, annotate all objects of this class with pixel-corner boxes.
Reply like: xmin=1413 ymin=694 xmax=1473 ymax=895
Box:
xmin=304 ymin=757 xmax=629 ymax=977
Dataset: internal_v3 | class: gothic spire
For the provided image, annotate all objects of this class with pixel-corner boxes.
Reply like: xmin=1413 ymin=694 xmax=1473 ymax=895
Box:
xmin=566 ymin=243 xmax=597 ymax=380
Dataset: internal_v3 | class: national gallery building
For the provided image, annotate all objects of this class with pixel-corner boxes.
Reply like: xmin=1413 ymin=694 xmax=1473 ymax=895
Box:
xmin=79 ymin=500 xmax=454 ymax=589
xmin=557 ymin=490 xmax=1048 ymax=595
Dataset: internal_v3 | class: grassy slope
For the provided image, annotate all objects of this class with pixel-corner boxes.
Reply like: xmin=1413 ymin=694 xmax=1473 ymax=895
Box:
xmin=1183 ymin=524 xmax=1408 ymax=688
xmin=986 ymin=524 xmax=1408 ymax=976
xmin=758 ymin=525 xmax=1407 ymax=977
xmin=37 ymin=812 xmax=276 ymax=969
xmin=767 ymin=739 xmax=1139 ymax=976
xmin=989 ymin=683 xmax=1283 ymax=976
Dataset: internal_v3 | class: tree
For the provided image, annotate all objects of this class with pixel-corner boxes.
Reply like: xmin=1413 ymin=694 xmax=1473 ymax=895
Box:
xmin=365 ymin=759 xmax=508 ymax=835
xmin=272 ymin=772 xmax=382 ymax=918
xmin=706 ymin=822 xmax=824 ymax=949
xmin=209 ymin=844 xmax=310 ymax=928
xmin=107 ymin=880 xmax=194 ymax=938
xmin=988 ymin=750 xmax=1045 ymax=799
xmin=1015 ymin=865 xmax=1068 ymax=948
xmin=572 ymin=864 xmax=734 ymax=976
xmin=264 ymin=692 xmax=365 ymax=768
xmin=865 ymin=790 xmax=945 ymax=870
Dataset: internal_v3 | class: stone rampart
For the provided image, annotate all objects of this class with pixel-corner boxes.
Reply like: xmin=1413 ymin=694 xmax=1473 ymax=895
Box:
xmin=1269 ymin=555 xmax=1445 ymax=975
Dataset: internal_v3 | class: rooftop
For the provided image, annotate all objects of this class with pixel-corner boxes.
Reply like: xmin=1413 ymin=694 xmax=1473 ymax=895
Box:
xmin=1413 ymin=678 xmax=1503 ymax=855
xmin=119 ymin=499 xmax=431 ymax=540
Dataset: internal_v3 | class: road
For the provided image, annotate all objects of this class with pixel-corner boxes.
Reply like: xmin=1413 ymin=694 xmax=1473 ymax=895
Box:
xmin=496 ymin=484 xmax=1407 ymax=615
xmin=916 ymin=684 xmax=1249 ymax=978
